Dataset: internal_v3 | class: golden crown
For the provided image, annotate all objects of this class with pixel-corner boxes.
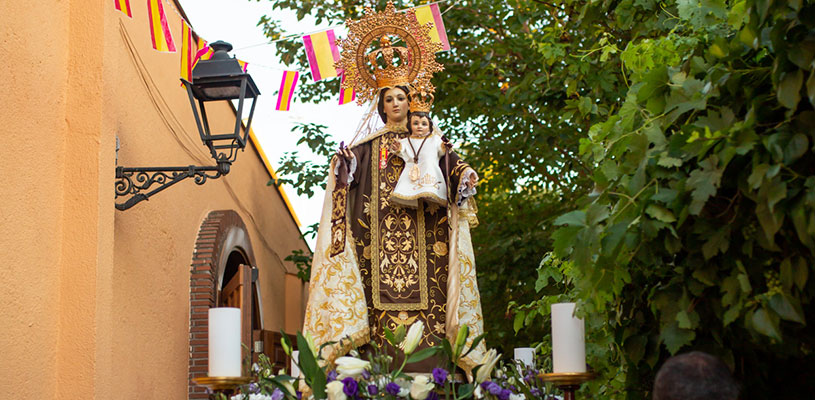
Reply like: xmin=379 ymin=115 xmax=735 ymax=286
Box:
xmin=409 ymin=85 xmax=435 ymax=113
xmin=335 ymin=1 xmax=444 ymax=104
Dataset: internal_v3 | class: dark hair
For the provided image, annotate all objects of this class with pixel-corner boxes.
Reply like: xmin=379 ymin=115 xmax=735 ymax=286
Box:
xmin=653 ymin=351 xmax=740 ymax=400
xmin=377 ymin=85 xmax=410 ymax=123
xmin=407 ymin=112 xmax=434 ymax=135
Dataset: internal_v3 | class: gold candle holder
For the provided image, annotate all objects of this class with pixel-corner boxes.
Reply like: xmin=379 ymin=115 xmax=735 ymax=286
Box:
xmin=538 ymin=372 xmax=595 ymax=400
xmin=193 ymin=376 xmax=252 ymax=399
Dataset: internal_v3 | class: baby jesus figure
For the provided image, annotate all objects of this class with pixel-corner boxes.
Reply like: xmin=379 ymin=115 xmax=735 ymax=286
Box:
xmin=390 ymin=111 xmax=477 ymax=208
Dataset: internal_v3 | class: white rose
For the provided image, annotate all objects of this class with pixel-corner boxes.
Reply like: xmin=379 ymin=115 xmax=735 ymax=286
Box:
xmin=335 ymin=356 xmax=371 ymax=378
xmin=409 ymin=375 xmax=435 ymax=400
xmin=326 ymin=380 xmax=347 ymax=400
xmin=400 ymin=321 xmax=424 ymax=355
xmin=475 ymin=349 xmax=501 ymax=383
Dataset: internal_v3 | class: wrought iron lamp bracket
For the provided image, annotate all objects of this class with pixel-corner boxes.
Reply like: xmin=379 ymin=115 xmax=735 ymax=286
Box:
xmin=114 ymin=160 xmax=230 ymax=211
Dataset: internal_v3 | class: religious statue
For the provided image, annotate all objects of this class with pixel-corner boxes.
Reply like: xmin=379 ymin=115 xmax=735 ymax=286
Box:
xmin=302 ymin=2 xmax=486 ymax=375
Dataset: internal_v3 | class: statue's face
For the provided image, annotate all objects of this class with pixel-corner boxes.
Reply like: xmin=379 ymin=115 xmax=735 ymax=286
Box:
xmin=410 ymin=115 xmax=431 ymax=137
xmin=383 ymin=87 xmax=408 ymax=123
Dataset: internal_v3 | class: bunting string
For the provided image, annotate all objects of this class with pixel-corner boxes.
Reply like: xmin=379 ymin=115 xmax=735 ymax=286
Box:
xmin=115 ymin=0 xmax=458 ymax=111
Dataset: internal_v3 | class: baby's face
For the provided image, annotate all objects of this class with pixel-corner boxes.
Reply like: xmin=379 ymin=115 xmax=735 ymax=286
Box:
xmin=410 ymin=116 xmax=431 ymax=137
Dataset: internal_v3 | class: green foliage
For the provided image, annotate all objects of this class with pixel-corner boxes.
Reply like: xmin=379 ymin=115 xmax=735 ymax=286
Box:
xmin=257 ymin=0 xmax=815 ymax=398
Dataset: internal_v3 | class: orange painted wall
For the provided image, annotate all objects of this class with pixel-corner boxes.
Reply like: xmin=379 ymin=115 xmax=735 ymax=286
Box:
xmin=0 ymin=1 xmax=309 ymax=398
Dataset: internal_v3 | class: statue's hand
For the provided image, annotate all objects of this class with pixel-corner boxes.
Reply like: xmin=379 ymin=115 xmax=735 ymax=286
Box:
xmin=390 ymin=140 xmax=401 ymax=153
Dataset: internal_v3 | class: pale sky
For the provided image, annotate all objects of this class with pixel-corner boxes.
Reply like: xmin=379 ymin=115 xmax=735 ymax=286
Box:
xmin=179 ymin=0 xmax=368 ymax=247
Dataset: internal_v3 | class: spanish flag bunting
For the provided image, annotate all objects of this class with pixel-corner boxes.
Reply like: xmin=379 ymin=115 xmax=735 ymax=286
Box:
xmin=114 ymin=0 xmax=133 ymax=18
xmin=276 ymin=71 xmax=299 ymax=111
xmin=148 ymin=0 xmax=176 ymax=52
xmin=180 ymin=21 xmax=197 ymax=82
xmin=238 ymin=59 xmax=249 ymax=73
xmin=339 ymin=72 xmax=356 ymax=105
xmin=193 ymin=44 xmax=213 ymax=67
xmin=302 ymin=30 xmax=340 ymax=81
xmin=413 ymin=3 xmax=450 ymax=51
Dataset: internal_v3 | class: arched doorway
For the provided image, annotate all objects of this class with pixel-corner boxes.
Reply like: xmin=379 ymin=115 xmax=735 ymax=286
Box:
xmin=187 ymin=210 xmax=262 ymax=400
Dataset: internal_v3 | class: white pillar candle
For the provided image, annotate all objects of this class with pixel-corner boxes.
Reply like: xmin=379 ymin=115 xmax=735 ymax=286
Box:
xmin=290 ymin=350 xmax=301 ymax=377
xmin=208 ymin=307 xmax=242 ymax=377
xmin=551 ymin=302 xmax=586 ymax=373
xmin=514 ymin=347 xmax=535 ymax=368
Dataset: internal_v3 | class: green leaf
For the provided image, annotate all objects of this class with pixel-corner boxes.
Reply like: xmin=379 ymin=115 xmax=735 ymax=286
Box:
xmin=748 ymin=164 xmax=769 ymax=190
xmin=458 ymin=383 xmax=475 ymax=399
xmin=777 ymin=70 xmax=803 ymax=109
xmin=723 ymin=303 xmax=742 ymax=327
xmin=384 ymin=326 xmax=397 ymax=347
xmin=751 ymin=307 xmax=782 ymax=341
xmin=794 ymin=257 xmax=809 ymax=291
xmin=807 ymin=70 xmax=815 ymax=108
xmin=768 ymin=294 xmax=806 ymax=325
xmin=463 ymin=333 xmax=487 ymax=358
xmin=624 ymin=335 xmax=647 ymax=364
xmin=646 ymin=204 xmax=676 ymax=223
xmin=554 ymin=211 xmax=586 ymax=227
xmin=406 ymin=347 xmax=439 ymax=364
xmin=702 ymin=228 xmax=730 ymax=259
xmin=686 ymin=156 xmax=723 ymax=215
xmin=513 ymin=311 xmax=525 ymax=333
xmin=660 ymin=321 xmax=696 ymax=354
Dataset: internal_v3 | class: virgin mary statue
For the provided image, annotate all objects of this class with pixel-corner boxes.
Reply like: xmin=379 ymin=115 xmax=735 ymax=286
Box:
xmin=302 ymin=3 xmax=486 ymax=374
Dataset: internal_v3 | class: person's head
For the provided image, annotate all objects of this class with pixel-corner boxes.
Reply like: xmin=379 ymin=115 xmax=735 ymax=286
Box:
xmin=653 ymin=351 xmax=739 ymax=400
xmin=377 ymin=86 xmax=410 ymax=123
xmin=407 ymin=112 xmax=434 ymax=137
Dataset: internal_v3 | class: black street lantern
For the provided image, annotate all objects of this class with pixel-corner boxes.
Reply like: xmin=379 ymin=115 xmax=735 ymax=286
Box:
xmin=115 ymin=41 xmax=260 ymax=211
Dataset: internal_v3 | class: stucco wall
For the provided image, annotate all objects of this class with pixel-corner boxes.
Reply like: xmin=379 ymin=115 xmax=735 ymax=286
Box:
xmin=0 ymin=1 xmax=308 ymax=398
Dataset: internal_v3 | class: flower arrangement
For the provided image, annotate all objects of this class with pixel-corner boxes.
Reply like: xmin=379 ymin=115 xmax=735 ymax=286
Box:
xmin=221 ymin=323 xmax=553 ymax=400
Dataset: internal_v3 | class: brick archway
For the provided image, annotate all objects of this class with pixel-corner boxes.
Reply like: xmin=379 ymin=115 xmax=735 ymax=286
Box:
xmin=188 ymin=210 xmax=257 ymax=399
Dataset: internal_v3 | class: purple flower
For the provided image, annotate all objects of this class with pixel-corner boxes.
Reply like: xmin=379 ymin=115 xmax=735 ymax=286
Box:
xmin=386 ymin=382 xmax=401 ymax=396
xmin=530 ymin=388 xmax=540 ymax=397
xmin=481 ymin=381 xmax=502 ymax=396
xmin=427 ymin=391 xmax=440 ymax=400
xmin=248 ymin=383 xmax=260 ymax=394
xmin=432 ymin=368 xmax=448 ymax=385
xmin=342 ymin=377 xmax=359 ymax=397
xmin=361 ymin=369 xmax=372 ymax=380
xmin=498 ymin=389 xmax=511 ymax=400
xmin=271 ymin=388 xmax=285 ymax=400
xmin=327 ymin=370 xmax=339 ymax=382
xmin=368 ymin=384 xmax=379 ymax=395
xmin=297 ymin=391 xmax=303 ymax=400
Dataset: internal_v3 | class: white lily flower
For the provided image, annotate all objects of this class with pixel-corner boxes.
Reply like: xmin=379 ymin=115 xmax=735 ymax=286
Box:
xmin=400 ymin=321 xmax=424 ymax=355
xmin=326 ymin=380 xmax=347 ymax=400
xmin=398 ymin=387 xmax=410 ymax=397
xmin=475 ymin=349 xmax=501 ymax=383
xmin=335 ymin=356 xmax=371 ymax=377
xmin=409 ymin=375 xmax=435 ymax=400
xmin=509 ymin=394 xmax=526 ymax=400
xmin=474 ymin=385 xmax=484 ymax=399
xmin=305 ymin=332 xmax=319 ymax=358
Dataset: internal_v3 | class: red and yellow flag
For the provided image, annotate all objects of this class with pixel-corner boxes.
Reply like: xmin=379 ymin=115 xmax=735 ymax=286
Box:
xmin=238 ymin=60 xmax=249 ymax=73
xmin=303 ymin=30 xmax=340 ymax=81
xmin=180 ymin=21 xmax=197 ymax=81
xmin=193 ymin=43 xmax=213 ymax=68
xmin=114 ymin=0 xmax=132 ymax=18
xmin=148 ymin=0 xmax=176 ymax=52
xmin=339 ymin=72 xmax=356 ymax=105
xmin=276 ymin=71 xmax=299 ymax=111
xmin=413 ymin=3 xmax=450 ymax=51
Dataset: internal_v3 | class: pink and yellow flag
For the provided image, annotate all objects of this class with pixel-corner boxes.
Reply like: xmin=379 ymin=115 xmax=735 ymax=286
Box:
xmin=302 ymin=30 xmax=340 ymax=81
xmin=148 ymin=0 xmax=176 ymax=52
xmin=192 ymin=41 xmax=213 ymax=68
xmin=114 ymin=0 xmax=132 ymax=18
xmin=238 ymin=60 xmax=249 ymax=73
xmin=276 ymin=71 xmax=300 ymax=111
xmin=339 ymin=72 xmax=356 ymax=105
xmin=180 ymin=21 xmax=197 ymax=81
xmin=413 ymin=3 xmax=450 ymax=51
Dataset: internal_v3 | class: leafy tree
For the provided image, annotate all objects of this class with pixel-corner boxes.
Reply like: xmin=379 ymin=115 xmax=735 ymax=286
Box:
xmin=259 ymin=0 xmax=815 ymax=398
